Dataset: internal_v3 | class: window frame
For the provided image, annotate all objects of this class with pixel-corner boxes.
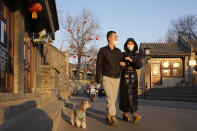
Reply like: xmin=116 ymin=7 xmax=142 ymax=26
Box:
xmin=0 ymin=0 xmax=7 ymax=47
xmin=161 ymin=60 xmax=183 ymax=78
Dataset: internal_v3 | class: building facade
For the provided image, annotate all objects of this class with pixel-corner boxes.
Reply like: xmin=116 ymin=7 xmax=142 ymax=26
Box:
xmin=0 ymin=0 xmax=59 ymax=94
xmin=139 ymin=35 xmax=197 ymax=89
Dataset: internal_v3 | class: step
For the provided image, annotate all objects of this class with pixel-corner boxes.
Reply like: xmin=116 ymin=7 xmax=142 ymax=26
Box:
xmin=147 ymin=87 xmax=197 ymax=91
xmin=0 ymin=99 xmax=64 ymax=131
xmin=0 ymin=97 xmax=57 ymax=125
xmin=145 ymin=92 xmax=197 ymax=96
xmin=144 ymin=95 xmax=197 ymax=99
xmin=147 ymin=89 xmax=197 ymax=92
xmin=145 ymin=91 xmax=197 ymax=95
xmin=144 ymin=94 xmax=197 ymax=98
xmin=0 ymin=93 xmax=41 ymax=103
xmin=144 ymin=96 xmax=197 ymax=103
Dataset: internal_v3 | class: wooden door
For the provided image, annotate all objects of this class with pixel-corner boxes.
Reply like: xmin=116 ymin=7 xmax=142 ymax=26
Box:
xmin=24 ymin=33 xmax=32 ymax=93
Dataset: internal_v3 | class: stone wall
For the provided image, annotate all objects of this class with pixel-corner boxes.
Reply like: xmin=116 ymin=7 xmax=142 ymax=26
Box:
xmin=37 ymin=65 xmax=59 ymax=97
xmin=40 ymin=43 xmax=73 ymax=98
xmin=162 ymin=78 xmax=182 ymax=87
xmin=43 ymin=43 xmax=67 ymax=89
xmin=32 ymin=44 xmax=43 ymax=93
xmin=139 ymin=62 xmax=151 ymax=92
xmin=137 ymin=69 xmax=143 ymax=95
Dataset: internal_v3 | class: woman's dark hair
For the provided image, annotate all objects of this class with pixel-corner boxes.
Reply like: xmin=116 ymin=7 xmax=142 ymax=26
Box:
xmin=107 ymin=31 xmax=116 ymax=42
xmin=124 ymin=38 xmax=138 ymax=55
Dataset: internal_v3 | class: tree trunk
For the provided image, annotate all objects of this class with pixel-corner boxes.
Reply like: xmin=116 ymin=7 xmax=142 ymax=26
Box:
xmin=76 ymin=56 xmax=81 ymax=80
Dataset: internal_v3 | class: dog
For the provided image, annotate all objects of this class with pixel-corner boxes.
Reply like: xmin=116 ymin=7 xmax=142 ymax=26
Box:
xmin=71 ymin=99 xmax=90 ymax=129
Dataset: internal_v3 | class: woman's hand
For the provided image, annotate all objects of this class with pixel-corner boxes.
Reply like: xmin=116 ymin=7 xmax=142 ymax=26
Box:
xmin=125 ymin=57 xmax=133 ymax=62
xmin=120 ymin=62 xmax=126 ymax=67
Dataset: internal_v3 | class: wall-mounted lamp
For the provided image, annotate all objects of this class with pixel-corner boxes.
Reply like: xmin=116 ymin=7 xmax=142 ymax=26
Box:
xmin=144 ymin=48 xmax=151 ymax=63
xmin=189 ymin=59 xmax=196 ymax=66
xmin=144 ymin=48 xmax=151 ymax=55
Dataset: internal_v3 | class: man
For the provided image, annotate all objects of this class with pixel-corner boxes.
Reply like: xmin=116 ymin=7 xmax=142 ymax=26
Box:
xmin=96 ymin=31 xmax=125 ymax=126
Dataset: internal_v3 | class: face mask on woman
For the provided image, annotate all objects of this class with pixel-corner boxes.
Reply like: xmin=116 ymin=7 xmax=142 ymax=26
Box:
xmin=127 ymin=45 xmax=134 ymax=51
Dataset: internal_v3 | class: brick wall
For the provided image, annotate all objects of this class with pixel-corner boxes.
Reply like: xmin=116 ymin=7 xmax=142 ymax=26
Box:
xmin=38 ymin=65 xmax=59 ymax=97
xmin=13 ymin=3 xmax=25 ymax=93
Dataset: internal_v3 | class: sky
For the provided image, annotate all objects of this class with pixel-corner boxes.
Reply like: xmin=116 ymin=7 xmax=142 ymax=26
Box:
xmin=53 ymin=0 xmax=197 ymax=53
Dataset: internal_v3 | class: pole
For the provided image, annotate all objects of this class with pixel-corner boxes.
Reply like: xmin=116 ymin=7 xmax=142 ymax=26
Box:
xmin=66 ymin=50 xmax=70 ymax=78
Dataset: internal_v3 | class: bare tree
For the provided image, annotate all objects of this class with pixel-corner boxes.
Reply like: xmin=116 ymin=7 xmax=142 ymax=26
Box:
xmin=62 ymin=9 xmax=100 ymax=79
xmin=81 ymin=45 xmax=98 ymax=63
xmin=166 ymin=15 xmax=197 ymax=42
xmin=82 ymin=45 xmax=98 ymax=76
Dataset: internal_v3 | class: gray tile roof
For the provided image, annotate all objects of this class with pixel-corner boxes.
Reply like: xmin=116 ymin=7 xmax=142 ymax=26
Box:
xmin=140 ymin=43 xmax=190 ymax=57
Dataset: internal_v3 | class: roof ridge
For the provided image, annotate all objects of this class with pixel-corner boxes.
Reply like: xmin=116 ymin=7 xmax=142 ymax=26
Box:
xmin=140 ymin=42 xmax=176 ymax=45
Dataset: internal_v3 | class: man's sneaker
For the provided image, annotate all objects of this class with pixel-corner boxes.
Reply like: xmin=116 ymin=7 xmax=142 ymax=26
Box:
xmin=133 ymin=115 xmax=142 ymax=124
xmin=106 ymin=114 xmax=112 ymax=123
xmin=111 ymin=116 xmax=119 ymax=126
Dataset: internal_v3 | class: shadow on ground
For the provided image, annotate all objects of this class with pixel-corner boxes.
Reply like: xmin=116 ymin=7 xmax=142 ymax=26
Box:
xmin=0 ymin=100 xmax=53 ymax=131
xmin=63 ymin=99 xmax=123 ymax=126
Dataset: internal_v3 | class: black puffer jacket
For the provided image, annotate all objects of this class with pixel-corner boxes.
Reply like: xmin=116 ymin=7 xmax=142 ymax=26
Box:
xmin=119 ymin=38 xmax=142 ymax=113
xmin=96 ymin=45 xmax=122 ymax=83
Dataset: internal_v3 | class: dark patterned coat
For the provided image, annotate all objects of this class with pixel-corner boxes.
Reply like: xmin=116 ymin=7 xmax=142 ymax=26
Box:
xmin=119 ymin=50 xmax=142 ymax=113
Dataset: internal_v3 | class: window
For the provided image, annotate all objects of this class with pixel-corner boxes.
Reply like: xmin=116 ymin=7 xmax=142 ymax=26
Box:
xmin=161 ymin=60 xmax=182 ymax=77
xmin=162 ymin=69 xmax=170 ymax=77
xmin=172 ymin=62 xmax=182 ymax=77
xmin=1 ymin=20 xmax=5 ymax=43
xmin=0 ymin=0 xmax=7 ymax=46
xmin=163 ymin=61 xmax=169 ymax=68
xmin=162 ymin=61 xmax=170 ymax=77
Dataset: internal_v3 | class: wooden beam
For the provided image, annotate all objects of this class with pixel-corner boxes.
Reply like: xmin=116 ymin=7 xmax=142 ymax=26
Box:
xmin=43 ymin=0 xmax=55 ymax=39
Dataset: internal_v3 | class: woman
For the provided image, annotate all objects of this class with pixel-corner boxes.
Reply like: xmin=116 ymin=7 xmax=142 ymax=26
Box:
xmin=119 ymin=38 xmax=142 ymax=124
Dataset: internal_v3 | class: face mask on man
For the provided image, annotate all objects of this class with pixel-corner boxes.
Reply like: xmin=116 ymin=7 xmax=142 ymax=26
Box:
xmin=127 ymin=45 xmax=134 ymax=51
xmin=112 ymin=40 xmax=118 ymax=46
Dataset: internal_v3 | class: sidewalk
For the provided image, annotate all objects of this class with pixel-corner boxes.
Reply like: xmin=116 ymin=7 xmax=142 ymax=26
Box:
xmin=58 ymin=96 xmax=197 ymax=131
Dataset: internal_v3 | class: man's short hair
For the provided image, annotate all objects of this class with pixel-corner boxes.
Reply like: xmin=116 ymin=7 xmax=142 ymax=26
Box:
xmin=107 ymin=31 xmax=116 ymax=41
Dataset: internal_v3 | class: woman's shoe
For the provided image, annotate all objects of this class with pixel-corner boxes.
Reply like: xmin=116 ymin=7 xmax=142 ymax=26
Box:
xmin=123 ymin=114 xmax=131 ymax=122
xmin=133 ymin=115 xmax=142 ymax=124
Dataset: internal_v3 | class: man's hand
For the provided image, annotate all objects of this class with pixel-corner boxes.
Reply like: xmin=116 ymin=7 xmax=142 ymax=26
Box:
xmin=120 ymin=62 xmax=126 ymax=67
xmin=125 ymin=57 xmax=133 ymax=62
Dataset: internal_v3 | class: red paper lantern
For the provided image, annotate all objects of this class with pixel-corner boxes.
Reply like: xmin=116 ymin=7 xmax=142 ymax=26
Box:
xmin=73 ymin=56 xmax=76 ymax=58
xmin=68 ymin=29 xmax=71 ymax=32
xmin=70 ymin=45 xmax=74 ymax=48
xmin=96 ymin=37 xmax=99 ymax=40
xmin=88 ymin=37 xmax=92 ymax=40
xmin=28 ymin=2 xmax=42 ymax=19
xmin=77 ymin=29 xmax=80 ymax=32
xmin=84 ymin=21 xmax=87 ymax=24
xmin=28 ymin=2 xmax=42 ymax=12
